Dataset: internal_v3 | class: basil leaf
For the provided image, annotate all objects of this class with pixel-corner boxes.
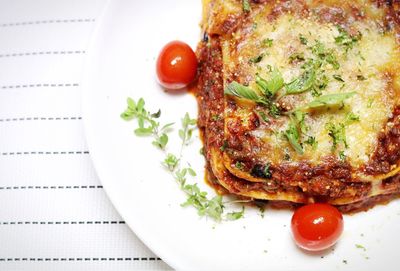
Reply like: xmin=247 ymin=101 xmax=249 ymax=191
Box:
xmin=294 ymin=110 xmax=307 ymax=133
xmin=256 ymin=67 xmax=284 ymax=96
xmin=299 ymin=92 xmax=356 ymax=110
xmin=266 ymin=68 xmax=284 ymax=95
xmin=284 ymin=121 xmax=304 ymax=154
xmin=225 ymin=81 xmax=267 ymax=104
xmin=285 ymin=69 xmax=316 ymax=94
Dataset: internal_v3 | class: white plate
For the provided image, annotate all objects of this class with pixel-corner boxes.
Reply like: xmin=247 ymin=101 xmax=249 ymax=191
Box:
xmin=82 ymin=0 xmax=400 ymax=270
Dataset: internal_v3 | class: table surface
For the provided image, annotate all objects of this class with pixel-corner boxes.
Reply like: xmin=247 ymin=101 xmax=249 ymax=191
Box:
xmin=0 ymin=0 xmax=170 ymax=270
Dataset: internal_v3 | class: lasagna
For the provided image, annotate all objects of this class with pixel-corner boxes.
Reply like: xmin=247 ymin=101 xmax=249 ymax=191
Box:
xmin=195 ymin=0 xmax=400 ymax=212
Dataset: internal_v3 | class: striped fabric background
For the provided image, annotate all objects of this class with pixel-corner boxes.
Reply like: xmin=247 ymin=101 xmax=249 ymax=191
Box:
xmin=0 ymin=0 xmax=170 ymax=270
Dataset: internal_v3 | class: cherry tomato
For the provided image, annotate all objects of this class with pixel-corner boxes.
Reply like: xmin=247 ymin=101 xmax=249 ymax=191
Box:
xmin=291 ymin=203 xmax=344 ymax=251
xmin=156 ymin=40 xmax=198 ymax=90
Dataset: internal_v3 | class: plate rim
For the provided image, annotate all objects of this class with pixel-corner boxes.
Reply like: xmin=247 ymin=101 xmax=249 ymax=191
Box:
xmin=81 ymin=0 xmax=179 ymax=269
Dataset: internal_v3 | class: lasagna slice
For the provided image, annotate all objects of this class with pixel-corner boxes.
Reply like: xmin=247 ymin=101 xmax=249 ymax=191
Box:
xmin=196 ymin=0 xmax=400 ymax=211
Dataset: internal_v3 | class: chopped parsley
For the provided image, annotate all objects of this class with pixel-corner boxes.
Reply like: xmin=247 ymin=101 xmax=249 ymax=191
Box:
xmin=339 ymin=151 xmax=346 ymax=161
xmin=242 ymin=0 xmax=251 ymax=12
xmin=311 ymin=88 xmax=322 ymax=97
xmin=250 ymin=164 xmax=272 ymax=178
xmin=305 ymin=136 xmax=318 ymax=149
xmin=289 ymin=53 xmax=305 ymax=64
xmin=310 ymin=41 xmax=338 ymax=69
xmin=263 ymin=38 xmax=274 ymax=47
xmin=355 ymin=244 xmax=367 ymax=251
xmin=313 ymin=74 xmax=329 ymax=96
xmin=220 ymin=140 xmax=228 ymax=152
xmin=325 ymin=52 xmax=340 ymax=70
xmin=255 ymin=201 xmax=266 ymax=218
xmin=257 ymin=111 xmax=270 ymax=123
xmin=335 ymin=26 xmax=362 ymax=51
xmin=345 ymin=112 xmax=360 ymax=124
xmin=299 ymin=34 xmax=308 ymax=45
xmin=333 ymin=74 xmax=345 ymax=82
xmin=249 ymin=53 xmax=265 ymax=64
xmin=269 ymin=103 xmax=281 ymax=118
xmin=285 ymin=69 xmax=316 ymax=94
xmin=235 ymin=161 xmax=244 ymax=170
xmin=327 ymin=122 xmax=348 ymax=151
xmin=311 ymin=40 xmax=326 ymax=57
xmin=263 ymin=162 xmax=272 ymax=178
xmin=357 ymin=75 xmax=366 ymax=81
xmin=211 ymin=114 xmax=221 ymax=121
xmin=284 ymin=149 xmax=291 ymax=160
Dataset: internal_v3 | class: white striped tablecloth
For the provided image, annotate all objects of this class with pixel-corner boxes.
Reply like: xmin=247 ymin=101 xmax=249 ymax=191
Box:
xmin=0 ymin=0 xmax=170 ymax=270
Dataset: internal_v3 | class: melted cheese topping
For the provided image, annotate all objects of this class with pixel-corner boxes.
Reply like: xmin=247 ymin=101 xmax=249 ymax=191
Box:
xmin=222 ymin=11 xmax=400 ymax=168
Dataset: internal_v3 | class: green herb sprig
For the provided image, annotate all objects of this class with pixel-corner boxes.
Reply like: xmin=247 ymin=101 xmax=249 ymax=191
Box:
xmin=335 ymin=27 xmax=362 ymax=52
xmin=224 ymin=81 xmax=269 ymax=105
xmin=256 ymin=67 xmax=284 ymax=96
xmin=224 ymin=81 xmax=281 ymax=118
xmin=121 ymin=97 xmax=173 ymax=149
xmin=122 ymin=97 xmax=244 ymax=222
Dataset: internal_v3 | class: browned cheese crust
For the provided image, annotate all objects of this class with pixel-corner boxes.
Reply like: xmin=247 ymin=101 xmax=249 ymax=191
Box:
xmin=196 ymin=0 xmax=400 ymax=212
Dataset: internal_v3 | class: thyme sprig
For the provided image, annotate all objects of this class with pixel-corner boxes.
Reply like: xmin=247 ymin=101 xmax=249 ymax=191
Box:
xmin=122 ymin=97 xmax=245 ymax=222
xmin=121 ymin=97 xmax=173 ymax=150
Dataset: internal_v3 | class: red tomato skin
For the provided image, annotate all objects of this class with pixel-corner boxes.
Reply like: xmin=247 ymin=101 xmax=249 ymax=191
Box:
xmin=291 ymin=203 xmax=344 ymax=251
xmin=156 ymin=40 xmax=198 ymax=90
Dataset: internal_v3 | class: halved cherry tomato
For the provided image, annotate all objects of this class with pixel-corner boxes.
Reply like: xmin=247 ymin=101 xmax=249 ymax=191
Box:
xmin=291 ymin=203 xmax=344 ymax=251
xmin=156 ymin=40 xmax=198 ymax=90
